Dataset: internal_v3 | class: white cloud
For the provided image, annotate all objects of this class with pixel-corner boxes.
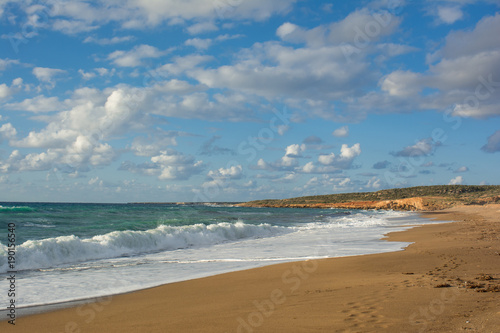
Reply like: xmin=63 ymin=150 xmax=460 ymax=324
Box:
xmin=185 ymin=38 xmax=213 ymax=50
xmin=0 ymin=58 xmax=19 ymax=71
xmin=380 ymin=70 xmax=423 ymax=97
xmin=5 ymin=95 xmax=65 ymax=112
xmin=454 ymin=166 xmax=469 ymax=173
xmin=332 ymin=125 xmax=349 ymax=137
xmin=120 ymin=148 xmax=204 ymax=181
xmin=52 ymin=19 xmax=99 ymax=34
xmin=78 ymin=68 xmax=115 ymax=81
xmin=0 ymin=123 xmax=17 ymax=142
xmin=300 ymin=143 xmax=361 ymax=173
xmin=187 ymin=21 xmax=218 ymax=35
xmin=159 ymin=54 xmax=214 ymax=76
xmin=482 ymin=130 xmax=500 ymax=153
xmin=12 ymin=78 xmax=23 ymax=86
xmin=277 ymin=8 xmax=401 ymax=47
xmin=130 ymin=132 xmax=180 ymax=157
xmin=276 ymin=22 xmax=299 ymax=39
xmin=83 ymin=35 xmax=135 ymax=45
xmin=191 ymin=42 xmax=373 ymax=103
xmin=366 ymin=176 xmax=382 ymax=189
xmin=1 ymin=88 xmax=150 ymax=173
xmin=0 ymin=83 xmax=12 ymax=99
xmin=448 ymin=175 xmax=464 ymax=185
xmin=318 ymin=153 xmax=336 ymax=165
xmin=88 ymin=177 xmax=103 ymax=186
xmin=46 ymin=0 xmax=297 ymax=30
xmin=32 ymin=67 xmax=67 ymax=84
xmin=151 ymin=150 xmax=204 ymax=180
xmin=107 ymin=44 xmax=168 ymax=67
xmin=339 ymin=143 xmax=361 ymax=161
xmin=254 ymin=144 xmax=306 ymax=171
xmin=78 ymin=69 xmax=96 ymax=80
xmin=285 ymin=143 xmax=305 ymax=158
xmin=339 ymin=177 xmax=351 ymax=187
xmin=271 ymin=172 xmax=298 ymax=183
xmin=437 ymin=6 xmax=463 ymax=24
xmin=207 ymin=165 xmax=243 ymax=180
xmin=392 ymin=138 xmax=440 ymax=157
xmin=3 ymin=0 xmax=296 ymax=39
xmin=438 ymin=13 xmax=500 ymax=60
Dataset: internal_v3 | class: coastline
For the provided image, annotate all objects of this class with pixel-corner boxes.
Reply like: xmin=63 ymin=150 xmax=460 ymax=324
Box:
xmin=2 ymin=204 xmax=499 ymax=332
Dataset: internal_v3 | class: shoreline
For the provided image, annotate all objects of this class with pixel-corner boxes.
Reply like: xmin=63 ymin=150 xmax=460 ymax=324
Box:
xmin=0 ymin=211 xmax=426 ymax=318
xmin=2 ymin=204 xmax=499 ymax=332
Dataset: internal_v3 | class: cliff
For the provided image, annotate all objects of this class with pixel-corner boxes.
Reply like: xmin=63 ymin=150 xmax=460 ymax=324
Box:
xmin=237 ymin=185 xmax=500 ymax=211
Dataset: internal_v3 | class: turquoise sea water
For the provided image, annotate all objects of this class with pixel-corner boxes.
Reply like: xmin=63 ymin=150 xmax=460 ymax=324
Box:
xmin=0 ymin=202 xmax=434 ymax=308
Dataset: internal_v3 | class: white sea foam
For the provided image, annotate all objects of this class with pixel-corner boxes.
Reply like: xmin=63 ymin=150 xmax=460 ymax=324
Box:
xmin=0 ymin=209 xmax=438 ymax=308
xmin=0 ymin=205 xmax=35 ymax=212
xmin=0 ymin=221 xmax=286 ymax=273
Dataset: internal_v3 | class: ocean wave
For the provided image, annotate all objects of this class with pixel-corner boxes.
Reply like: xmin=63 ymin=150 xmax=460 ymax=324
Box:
xmin=0 ymin=221 xmax=286 ymax=273
xmin=319 ymin=211 xmax=411 ymax=229
xmin=0 ymin=205 xmax=35 ymax=212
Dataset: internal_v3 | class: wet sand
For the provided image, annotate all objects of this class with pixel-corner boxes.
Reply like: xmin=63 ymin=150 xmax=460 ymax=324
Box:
xmin=2 ymin=204 xmax=499 ymax=332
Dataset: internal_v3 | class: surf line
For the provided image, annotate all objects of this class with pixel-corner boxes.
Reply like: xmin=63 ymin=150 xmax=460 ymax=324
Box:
xmin=6 ymin=222 xmax=16 ymax=325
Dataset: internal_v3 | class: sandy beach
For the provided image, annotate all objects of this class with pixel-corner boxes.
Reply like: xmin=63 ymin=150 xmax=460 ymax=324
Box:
xmin=2 ymin=204 xmax=499 ymax=333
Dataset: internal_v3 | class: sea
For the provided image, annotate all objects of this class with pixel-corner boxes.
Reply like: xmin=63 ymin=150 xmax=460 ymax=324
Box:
xmin=0 ymin=202 xmax=438 ymax=313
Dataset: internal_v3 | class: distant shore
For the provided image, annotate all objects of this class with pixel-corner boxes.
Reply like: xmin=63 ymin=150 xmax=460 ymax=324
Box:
xmin=2 ymin=203 xmax=499 ymax=332
xmin=237 ymin=185 xmax=500 ymax=211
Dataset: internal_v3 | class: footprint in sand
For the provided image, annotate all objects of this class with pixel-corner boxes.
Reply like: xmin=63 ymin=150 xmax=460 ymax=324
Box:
xmin=340 ymin=290 xmax=391 ymax=331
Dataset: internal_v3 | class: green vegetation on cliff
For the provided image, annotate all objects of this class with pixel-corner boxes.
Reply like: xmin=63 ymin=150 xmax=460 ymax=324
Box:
xmin=242 ymin=185 xmax=500 ymax=207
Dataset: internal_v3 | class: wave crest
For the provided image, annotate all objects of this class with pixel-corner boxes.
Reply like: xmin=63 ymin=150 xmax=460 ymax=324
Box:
xmin=0 ymin=221 xmax=285 ymax=273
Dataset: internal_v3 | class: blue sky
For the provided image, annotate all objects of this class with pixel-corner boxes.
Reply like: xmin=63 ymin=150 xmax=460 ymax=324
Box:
xmin=0 ymin=0 xmax=499 ymax=203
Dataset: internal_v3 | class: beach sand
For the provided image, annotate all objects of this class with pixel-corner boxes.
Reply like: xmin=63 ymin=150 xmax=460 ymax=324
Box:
xmin=2 ymin=204 xmax=499 ymax=332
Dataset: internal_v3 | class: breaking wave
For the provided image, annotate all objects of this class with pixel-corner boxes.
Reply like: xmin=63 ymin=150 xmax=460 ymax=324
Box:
xmin=0 ymin=221 xmax=287 ymax=273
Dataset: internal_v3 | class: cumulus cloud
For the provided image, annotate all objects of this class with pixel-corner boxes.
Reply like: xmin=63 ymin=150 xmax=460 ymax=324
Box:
xmin=481 ymin=130 xmax=500 ymax=153
xmin=108 ymin=44 xmax=168 ymax=67
xmin=0 ymin=123 xmax=17 ymax=143
xmin=121 ymin=149 xmax=205 ymax=180
xmin=448 ymin=175 xmax=464 ymax=185
xmin=372 ymin=13 xmax=500 ymax=119
xmin=255 ymin=144 xmax=306 ymax=171
xmin=373 ymin=160 xmax=390 ymax=169
xmin=0 ymin=58 xmax=19 ymax=71
xmin=0 ymin=83 xmax=13 ymax=100
xmin=392 ymin=138 xmax=440 ymax=157
xmin=332 ymin=125 xmax=349 ymax=137
xmin=33 ymin=67 xmax=67 ymax=83
xmin=78 ymin=68 xmax=115 ymax=81
xmin=276 ymin=8 xmax=401 ymax=47
xmin=437 ymin=6 xmax=463 ymax=24
xmin=300 ymin=143 xmax=361 ymax=174
xmin=454 ymin=166 xmax=469 ymax=173
xmin=185 ymin=38 xmax=213 ymax=50
xmin=191 ymin=41 xmax=374 ymax=106
xmin=1 ymin=88 xmax=149 ymax=173
xmin=9 ymin=0 xmax=297 ymax=34
xmin=151 ymin=150 xmax=204 ymax=180
xmin=5 ymin=95 xmax=66 ymax=112
xmin=131 ymin=132 xmax=182 ymax=157
xmin=207 ymin=165 xmax=243 ymax=180
xmin=380 ymin=70 xmax=423 ymax=97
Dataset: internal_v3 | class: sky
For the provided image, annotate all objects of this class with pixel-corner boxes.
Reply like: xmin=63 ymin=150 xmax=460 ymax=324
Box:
xmin=0 ymin=0 xmax=499 ymax=203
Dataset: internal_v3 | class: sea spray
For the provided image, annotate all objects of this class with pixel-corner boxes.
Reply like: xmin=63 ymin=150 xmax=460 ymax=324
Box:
xmin=0 ymin=221 xmax=287 ymax=273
